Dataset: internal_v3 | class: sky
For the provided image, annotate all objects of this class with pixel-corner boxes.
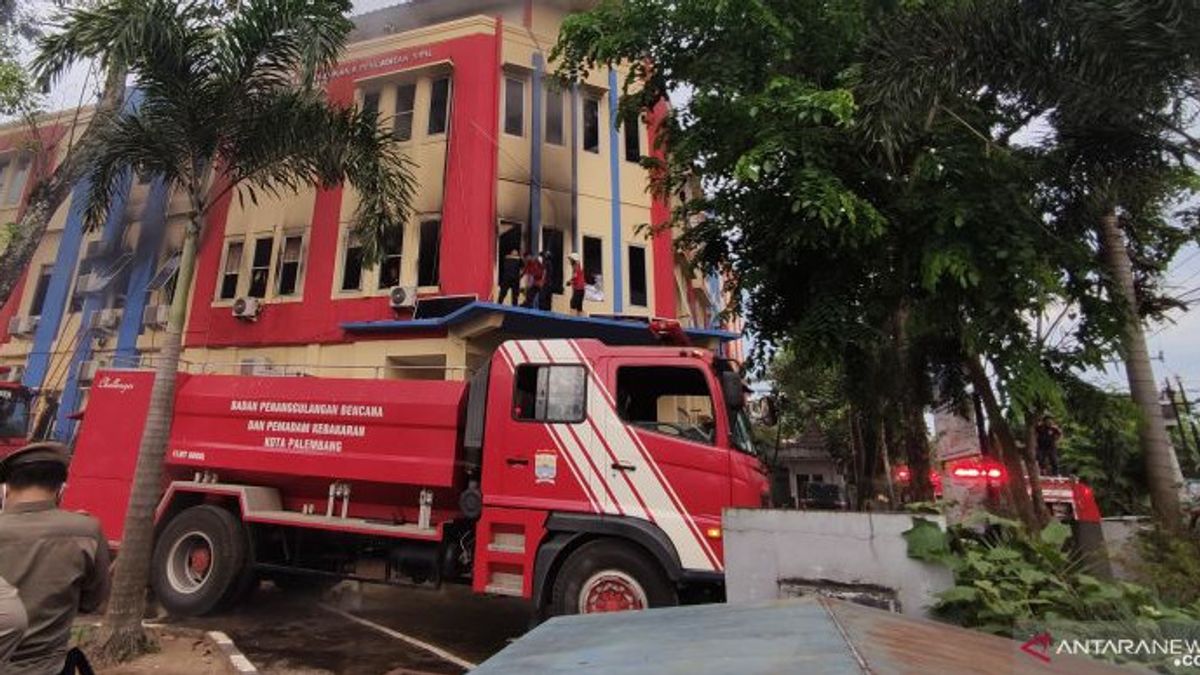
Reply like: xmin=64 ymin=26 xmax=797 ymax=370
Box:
xmin=15 ymin=0 xmax=1200 ymax=401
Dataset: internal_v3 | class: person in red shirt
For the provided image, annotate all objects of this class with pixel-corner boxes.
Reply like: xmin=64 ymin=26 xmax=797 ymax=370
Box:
xmin=568 ymin=252 xmax=586 ymax=316
xmin=522 ymin=253 xmax=543 ymax=309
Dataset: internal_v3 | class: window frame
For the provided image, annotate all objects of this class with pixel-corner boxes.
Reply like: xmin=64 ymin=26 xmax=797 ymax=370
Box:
xmin=392 ymin=82 xmax=417 ymax=142
xmin=614 ymin=364 xmax=720 ymax=446
xmin=417 ymin=216 xmax=442 ymax=288
xmin=582 ymin=97 xmax=600 ymax=153
xmin=217 ymin=239 xmax=245 ymax=301
xmin=628 ymin=244 xmax=648 ymax=307
xmin=274 ymin=232 xmax=306 ymax=297
xmin=511 ymin=363 xmax=588 ymax=424
xmin=544 ymin=84 xmax=564 ymax=145
xmin=339 ymin=231 xmax=365 ymax=293
xmin=246 ymin=235 xmax=275 ymax=299
xmin=5 ymin=157 xmax=29 ymax=205
xmin=503 ymin=76 xmax=525 ymax=137
xmin=376 ymin=224 xmax=405 ymax=291
xmin=623 ymin=110 xmax=641 ymax=163
xmin=427 ymin=76 xmax=451 ymax=136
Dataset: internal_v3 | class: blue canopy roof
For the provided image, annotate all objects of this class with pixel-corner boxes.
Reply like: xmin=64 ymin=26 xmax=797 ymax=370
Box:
xmin=341 ymin=301 xmax=738 ymax=346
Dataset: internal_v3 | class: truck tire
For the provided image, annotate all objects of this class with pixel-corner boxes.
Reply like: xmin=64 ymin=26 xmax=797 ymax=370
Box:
xmin=151 ymin=505 xmax=248 ymax=616
xmin=549 ymin=539 xmax=676 ymax=616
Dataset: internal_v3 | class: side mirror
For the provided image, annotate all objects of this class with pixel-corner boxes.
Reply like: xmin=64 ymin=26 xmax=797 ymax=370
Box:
xmin=720 ymin=371 xmax=746 ymax=410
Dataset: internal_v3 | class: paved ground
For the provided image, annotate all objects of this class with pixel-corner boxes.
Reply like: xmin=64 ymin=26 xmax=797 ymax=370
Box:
xmin=166 ymin=582 xmax=531 ymax=674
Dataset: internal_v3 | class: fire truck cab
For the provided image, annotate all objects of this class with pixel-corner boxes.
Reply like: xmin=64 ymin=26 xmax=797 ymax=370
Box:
xmin=64 ymin=338 xmax=769 ymax=617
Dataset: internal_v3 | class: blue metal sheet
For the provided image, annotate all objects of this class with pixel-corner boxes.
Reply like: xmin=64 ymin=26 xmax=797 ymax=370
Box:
xmin=471 ymin=599 xmax=864 ymax=675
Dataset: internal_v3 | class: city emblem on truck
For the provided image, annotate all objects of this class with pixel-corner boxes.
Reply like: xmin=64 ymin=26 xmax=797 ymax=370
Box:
xmin=534 ymin=451 xmax=558 ymax=484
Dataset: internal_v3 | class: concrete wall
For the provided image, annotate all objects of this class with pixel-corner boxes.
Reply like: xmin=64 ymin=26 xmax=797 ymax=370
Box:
xmin=723 ymin=509 xmax=954 ymax=617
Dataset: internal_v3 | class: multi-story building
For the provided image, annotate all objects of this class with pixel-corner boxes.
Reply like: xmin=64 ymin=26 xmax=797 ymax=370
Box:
xmin=0 ymin=0 xmax=737 ymax=442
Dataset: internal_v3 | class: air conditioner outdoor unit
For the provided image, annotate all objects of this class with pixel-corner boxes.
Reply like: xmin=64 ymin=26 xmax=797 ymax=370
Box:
xmin=2 ymin=365 xmax=24 ymax=383
xmin=389 ymin=285 xmax=418 ymax=310
xmin=142 ymin=304 xmax=170 ymax=329
xmin=232 ymin=297 xmax=261 ymax=321
xmin=78 ymin=359 xmax=102 ymax=382
xmin=84 ymin=239 xmax=113 ymax=260
xmin=75 ymin=272 xmax=104 ymax=294
xmin=91 ymin=308 xmax=122 ymax=332
xmin=239 ymin=357 xmax=279 ymax=376
xmin=7 ymin=315 xmax=37 ymax=338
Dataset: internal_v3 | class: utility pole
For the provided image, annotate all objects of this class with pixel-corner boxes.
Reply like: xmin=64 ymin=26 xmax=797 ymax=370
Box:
xmin=1165 ymin=379 xmax=1191 ymax=459
xmin=1175 ymin=376 xmax=1199 ymax=470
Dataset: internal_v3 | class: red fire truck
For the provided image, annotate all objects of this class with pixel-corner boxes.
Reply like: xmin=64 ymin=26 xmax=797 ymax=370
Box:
xmin=63 ymin=338 xmax=769 ymax=617
xmin=0 ymin=379 xmax=33 ymax=457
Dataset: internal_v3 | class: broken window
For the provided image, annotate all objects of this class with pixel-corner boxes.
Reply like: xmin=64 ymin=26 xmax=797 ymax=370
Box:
xmin=583 ymin=97 xmax=599 ymax=153
xmin=247 ymin=236 xmax=273 ymax=298
xmin=29 ymin=265 xmax=53 ymax=317
xmin=583 ymin=236 xmax=602 ymax=287
xmin=623 ymin=110 xmax=641 ymax=163
xmin=616 ymin=366 xmax=716 ymax=445
xmin=417 ymin=218 xmax=441 ymax=287
xmin=377 ymin=226 xmax=403 ymax=289
xmin=341 ymin=235 xmax=363 ymax=291
xmin=513 ymin=364 xmax=586 ymax=423
xmin=504 ymin=77 xmax=524 ymax=136
xmin=393 ymin=83 xmax=416 ymax=141
xmin=628 ymin=245 xmax=648 ymax=307
xmin=545 ymin=85 xmax=563 ymax=145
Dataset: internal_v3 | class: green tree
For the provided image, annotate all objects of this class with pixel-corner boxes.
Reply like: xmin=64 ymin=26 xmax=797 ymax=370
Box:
xmin=553 ymin=0 xmax=1086 ymax=526
xmin=36 ymin=0 xmax=416 ymax=660
xmin=859 ymin=0 xmax=1200 ymax=526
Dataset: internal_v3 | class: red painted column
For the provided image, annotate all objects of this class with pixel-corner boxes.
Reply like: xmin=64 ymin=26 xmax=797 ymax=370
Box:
xmin=437 ymin=27 xmax=502 ymax=298
xmin=646 ymin=101 xmax=678 ymax=319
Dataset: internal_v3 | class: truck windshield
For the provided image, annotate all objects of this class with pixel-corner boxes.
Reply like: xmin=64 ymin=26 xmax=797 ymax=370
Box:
xmin=0 ymin=389 xmax=30 ymax=438
xmin=728 ymin=406 xmax=758 ymax=457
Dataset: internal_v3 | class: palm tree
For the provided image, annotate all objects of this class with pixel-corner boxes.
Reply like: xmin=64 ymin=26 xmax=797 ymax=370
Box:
xmin=858 ymin=0 xmax=1196 ymax=526
xmin=35 ymin=0 xmax=416 ymax=658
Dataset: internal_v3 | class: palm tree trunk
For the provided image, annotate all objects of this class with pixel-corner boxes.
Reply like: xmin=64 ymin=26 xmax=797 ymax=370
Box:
xmin=98 ymin=220 xmax=198 ymax=661
xmin=0 ymin=67 xmax=126 ymax=306
xmin=1098 ymin=211 xmax=1184 ymax=525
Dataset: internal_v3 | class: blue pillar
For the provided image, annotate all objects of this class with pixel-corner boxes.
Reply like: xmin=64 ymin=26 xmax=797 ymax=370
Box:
xmin=114 ymin=175 xmax=170 ymax=365
xmin=21 ymin=177 xmax=92 ymax=390
xmin=607 ymin=68 xmax=624 ymax=313
xmin=54 ymin=168 xmax=133 ymax=440
xmin=529 ymin=53 xmax=544 ymax=252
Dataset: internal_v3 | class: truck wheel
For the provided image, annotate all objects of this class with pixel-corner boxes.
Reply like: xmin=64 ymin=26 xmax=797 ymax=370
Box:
xmin=151 ymin=505 xmax=248 ymax=616
xmin=549 ymin=540 xmax=676 ymax=616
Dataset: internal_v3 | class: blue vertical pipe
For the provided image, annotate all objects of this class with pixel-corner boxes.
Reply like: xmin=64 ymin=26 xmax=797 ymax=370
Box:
xmin=607 ymin=68 xmax=624 ymax=313
xmin=114 ymin=175 xmax=170 ymax=364
xmin=529 ymin=53 xmax=544 ymax=252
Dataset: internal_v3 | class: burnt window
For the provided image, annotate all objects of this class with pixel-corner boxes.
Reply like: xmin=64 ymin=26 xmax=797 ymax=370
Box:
xmin=428 ymin=77 xmax=451 ymax=135
xmin=545 ymin=85 xmax=563 ymax=145
xmin=542 ymin=228 xmax=564 ymax=294
xmin=393 ymin=83 xmax=416 ymax=141
xmin=583 ymin=236 xmax=602 ymax=287
xmin=616 ymin=366 xmax=716 ymax=445
xmin=513 ymin=364 xmax=586 ymax=423
xmin=29 ymin=265 xmax=53 ymax=316
xmin=504 ymin=77 xmax=524 ymax=136
xmin=276 ymin=234 xmax=303 ymax=296
xmin=628 ymin=245 xmax=647 ymax=307
xmin=247 ymin=236 xmax=273 ymax=298
xmin=623 ymin=110 xmax=641 ymax=163
xmin=341 ymin=235 xmax=363 ymax=291
xmin=362 ymin=90 xmax=381 ymax=117
xmin=418 ymin=218 xmax=441 ymax=287
xmin=378 ymin=226 xmax=403 ymax=290
xmin=583 ymin=97 xmax=599 ymax=153
xmin=219 ymin=241 xmax=243 ymax=300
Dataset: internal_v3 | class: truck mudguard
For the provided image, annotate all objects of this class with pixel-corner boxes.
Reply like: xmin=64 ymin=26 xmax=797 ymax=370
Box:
xmin=532 ymin=512 xmax=686 ymax=609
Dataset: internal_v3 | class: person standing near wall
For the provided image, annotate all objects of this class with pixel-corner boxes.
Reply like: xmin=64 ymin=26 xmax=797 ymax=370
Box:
xmin=497 ymin=248 xmax=523 ymax=306
xmin=522 ymin=253 xmax=544 ymax=309
xmin=0 ymin=442 xmax=111 ymax=675
xmin=538 ymin=250 xmax=555 ymax=311
xmin=568 ymin=252 xmax=586 ymax=316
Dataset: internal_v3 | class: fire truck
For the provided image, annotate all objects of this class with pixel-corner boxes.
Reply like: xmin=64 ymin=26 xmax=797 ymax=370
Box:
xmin=0 ymin=378 xmax=34 ymax=457
xmin=63 ymin=338 xmax=769 ymax=617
